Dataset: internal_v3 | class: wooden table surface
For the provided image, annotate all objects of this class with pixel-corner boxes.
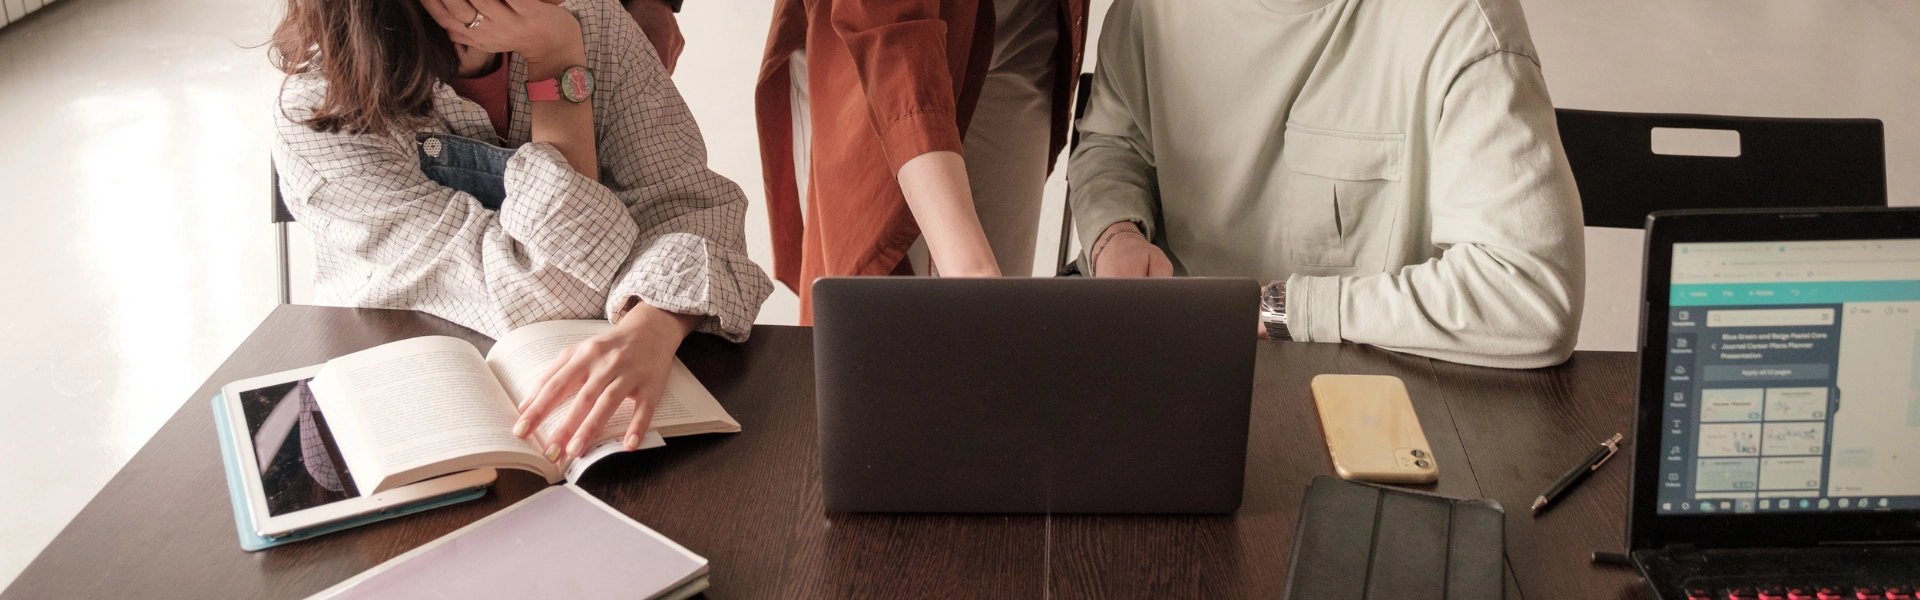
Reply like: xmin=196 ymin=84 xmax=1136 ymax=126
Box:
xmin=3 ymin=305 xmax=1651 ymax=599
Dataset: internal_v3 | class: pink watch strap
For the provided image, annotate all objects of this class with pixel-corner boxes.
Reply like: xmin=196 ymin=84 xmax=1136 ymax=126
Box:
xmin=525 ymin=78 xmax=561 ymax=102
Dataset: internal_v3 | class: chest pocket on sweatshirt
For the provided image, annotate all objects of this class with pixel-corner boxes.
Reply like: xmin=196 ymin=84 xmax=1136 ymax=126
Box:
xmin=1280 ymin=123 xmax=1404 ymax=267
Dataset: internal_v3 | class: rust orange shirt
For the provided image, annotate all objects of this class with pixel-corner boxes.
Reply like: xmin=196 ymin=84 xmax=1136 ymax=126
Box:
xmin=755 ymin=0 xmax=1087 ymax=322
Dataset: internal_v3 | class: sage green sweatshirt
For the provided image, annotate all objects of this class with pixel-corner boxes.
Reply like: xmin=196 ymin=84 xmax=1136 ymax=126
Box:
xmin=1069 ymin=0 xmax=1585 ymax=368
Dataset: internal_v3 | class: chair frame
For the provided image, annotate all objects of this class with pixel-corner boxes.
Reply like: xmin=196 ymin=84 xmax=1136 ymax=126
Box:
xmin=271 ymin=162 xmax=293 ymax=305
xmin=1054 ymin=73 xmax=1095 ymax=276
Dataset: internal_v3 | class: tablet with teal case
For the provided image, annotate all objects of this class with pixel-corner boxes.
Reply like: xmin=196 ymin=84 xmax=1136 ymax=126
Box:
xmin=211 ymin=394 xmax=488 ymax=551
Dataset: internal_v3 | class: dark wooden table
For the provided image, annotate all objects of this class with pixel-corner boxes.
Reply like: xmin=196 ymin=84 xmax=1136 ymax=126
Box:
xmin=4 ymin=305 xmax=1649 ymax=599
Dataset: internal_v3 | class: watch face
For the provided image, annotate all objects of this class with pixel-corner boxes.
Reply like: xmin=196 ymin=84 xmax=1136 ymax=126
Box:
xmin=560 ymin=66 xmax=594 ymax=103
xmin=1261 ymin=281 xmax=1287 ymax=312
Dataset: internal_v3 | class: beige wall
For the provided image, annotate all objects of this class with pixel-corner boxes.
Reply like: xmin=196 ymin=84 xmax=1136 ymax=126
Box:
xmin=1520 ymin=0 xmax=1920 ymax=351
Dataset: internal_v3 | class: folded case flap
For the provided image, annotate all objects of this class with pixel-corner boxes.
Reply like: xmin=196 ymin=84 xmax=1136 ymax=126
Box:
xmin=1446 ymin=498 xmax=1507 ymax=596
xmin=1282 ymin=476 xmax=1505 ymax=600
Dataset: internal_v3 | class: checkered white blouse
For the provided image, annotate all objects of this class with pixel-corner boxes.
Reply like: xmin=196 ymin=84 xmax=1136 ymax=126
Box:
xmin=271 ymin=0 xmax=770 ymax=342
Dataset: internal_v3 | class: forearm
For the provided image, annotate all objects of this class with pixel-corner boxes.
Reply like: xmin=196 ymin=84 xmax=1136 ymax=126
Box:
xmin=897 ymin=150 xmax=997 ymax=276
xmin=587 ymin=0 xmax=774 ymax=341
xmin=1068 ymin=0 xmax=1158 ymax=258
xmin=605 ymin=228 xmax=774 ymax=344
xmin=615 ymin=298 xmax=701 ymax=338
xmin=1311 ymin=50 xmax=1584 ymax=368
xmin=1068 ymin=133 xmax=1159 ymax=261
xmin=273 ymin=114 xmax=635 ymax=338
xmin=1293 ymin=240 xmax=1581 ymax=369
xmin=1087 ymin=220 xmax=1141 ymax=270
xmin=526 ymin=39 xmax=597 ymax=181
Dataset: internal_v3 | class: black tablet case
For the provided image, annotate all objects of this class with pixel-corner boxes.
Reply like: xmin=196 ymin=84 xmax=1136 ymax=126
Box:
xmin=1282 ymin=476 xmax=1506 ymax=600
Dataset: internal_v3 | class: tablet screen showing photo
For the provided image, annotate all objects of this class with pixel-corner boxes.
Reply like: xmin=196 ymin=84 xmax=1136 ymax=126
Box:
xmin=236 ymin=377 xmax=361 ymax=516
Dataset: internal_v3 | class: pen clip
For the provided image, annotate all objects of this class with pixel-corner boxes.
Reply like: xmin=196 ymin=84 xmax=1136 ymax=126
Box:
xmin=1591 ymin=433 xmax=1623 ymax=471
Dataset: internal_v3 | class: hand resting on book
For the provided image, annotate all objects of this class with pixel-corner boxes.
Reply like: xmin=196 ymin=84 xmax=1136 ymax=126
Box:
xmin=513 ymin=302 xmax=702 ymax=462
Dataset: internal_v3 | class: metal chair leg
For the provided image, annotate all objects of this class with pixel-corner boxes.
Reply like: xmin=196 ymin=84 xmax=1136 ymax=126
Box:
xmin=1056 ymin=72 xmax=1096 ymax=277
xmin=276 ymin=221 xmax=291 ymax=305
xmin=1056 ymin=201 xmax=1077 ymax=276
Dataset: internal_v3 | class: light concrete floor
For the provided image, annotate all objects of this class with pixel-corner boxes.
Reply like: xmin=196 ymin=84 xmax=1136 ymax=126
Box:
xmin=2 ymin=0 xmax=1916 ymax=591
xmin=0 ymin=0 xmax=284 ymax=589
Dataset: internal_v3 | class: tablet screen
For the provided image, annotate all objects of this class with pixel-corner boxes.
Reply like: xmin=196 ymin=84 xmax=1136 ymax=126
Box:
xmin=236 ymin=377 xmax=361 ymax=516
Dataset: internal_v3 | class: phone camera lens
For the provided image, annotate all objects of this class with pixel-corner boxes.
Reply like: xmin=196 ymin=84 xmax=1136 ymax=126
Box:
xmin=1410 ymin=449 xmax=1427 ymax=458
xmin=1415 ymin=459 xmax=1431 ymax=468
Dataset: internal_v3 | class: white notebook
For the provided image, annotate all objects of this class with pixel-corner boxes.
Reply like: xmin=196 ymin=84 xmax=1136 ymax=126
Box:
xmin=309 ymin=485 xmax=709 ymax=600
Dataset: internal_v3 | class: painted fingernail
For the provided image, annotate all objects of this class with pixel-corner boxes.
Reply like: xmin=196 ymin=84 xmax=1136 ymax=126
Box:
xmin=544 ymin=444 xmax=561 ymax=461
xmin=566 ymin=438 xmax=584 ymax=457
xmin=511 ymin=420 xmax=529 ymax=438
xmin=624 ymin=434 xmax=640 ymax=450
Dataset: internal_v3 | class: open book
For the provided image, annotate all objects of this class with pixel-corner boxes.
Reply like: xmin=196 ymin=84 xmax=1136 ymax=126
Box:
xmin=306 ymin=320 xmax=740 ymax=495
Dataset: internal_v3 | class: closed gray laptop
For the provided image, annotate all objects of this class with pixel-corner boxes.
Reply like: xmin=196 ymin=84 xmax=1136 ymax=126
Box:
xmin=812 ymin=277 xmax=1259 ymax=513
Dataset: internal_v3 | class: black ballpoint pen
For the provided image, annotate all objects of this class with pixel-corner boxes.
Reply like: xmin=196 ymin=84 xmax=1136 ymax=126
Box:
xmin=1532 ymin=433 xmax=1623 ymax=512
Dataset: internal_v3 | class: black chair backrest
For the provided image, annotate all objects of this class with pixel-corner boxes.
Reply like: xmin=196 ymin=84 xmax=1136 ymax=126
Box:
xmin=271 ymin=160 xmax=295 ymax=224
xmin=1069 ymin=72 xmax=1094 ymax=152
xmin=1555 ymin=109 xmax=1886 ymax=228
xmin=1057 ymin=73 xmax=1097 ymax=275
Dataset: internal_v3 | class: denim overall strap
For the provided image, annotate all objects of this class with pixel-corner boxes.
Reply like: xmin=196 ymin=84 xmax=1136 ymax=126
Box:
xmin=416 ymin=133 xmax=516 ymax=211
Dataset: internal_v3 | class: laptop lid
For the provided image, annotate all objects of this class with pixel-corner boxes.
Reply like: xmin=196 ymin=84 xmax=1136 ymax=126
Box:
xmin=812 ymin=277 xmax=1259 ymax=514
xmin=1630 ymin=208 xmax=1920 ymax=550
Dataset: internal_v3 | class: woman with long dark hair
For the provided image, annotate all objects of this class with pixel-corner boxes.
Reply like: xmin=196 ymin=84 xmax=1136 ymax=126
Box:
xmin=269 ymin=0 xmax=770 ymax=461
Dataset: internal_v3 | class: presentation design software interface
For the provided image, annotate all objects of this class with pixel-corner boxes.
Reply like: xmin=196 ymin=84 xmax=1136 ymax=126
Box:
xmin=1658 ymin=239 xmax=1920 ymax=515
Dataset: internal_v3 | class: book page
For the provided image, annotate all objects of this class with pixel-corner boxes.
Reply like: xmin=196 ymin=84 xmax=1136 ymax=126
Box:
xmin=565 ymin=430 xmax=666 ymax=482
xmin=487 ymin=320 xmax=618 ymax=407
xmin=651 ymin=360 xmax=741 ymax=437
xmin=313 ymin=336 xmax=548 ymax=493
xmin=487 ymin=321 xmax=741 ymax=442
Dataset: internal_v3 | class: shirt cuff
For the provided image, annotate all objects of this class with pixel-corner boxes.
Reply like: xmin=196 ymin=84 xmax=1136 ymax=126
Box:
xmin=1286 ymin=273 xmax=1343 ymax=344
xmin=878 ymin=110 xmax=964 ymax=175
xmin=604 ymin=232 xmax=753 ymax=342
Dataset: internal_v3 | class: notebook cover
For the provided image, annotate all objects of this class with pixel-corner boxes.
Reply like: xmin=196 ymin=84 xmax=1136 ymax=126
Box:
xmin=1281 ymin=476 xmax=1506 ymax=600
xmin=211 ymin=394 xmax=488 ymax=551
xmin=308 ymin=485 xmax=709 ymax=600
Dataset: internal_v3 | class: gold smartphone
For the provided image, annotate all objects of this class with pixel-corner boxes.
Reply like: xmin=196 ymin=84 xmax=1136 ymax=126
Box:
xmin=1310 ymin=374 xmax=1438 ymax=484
